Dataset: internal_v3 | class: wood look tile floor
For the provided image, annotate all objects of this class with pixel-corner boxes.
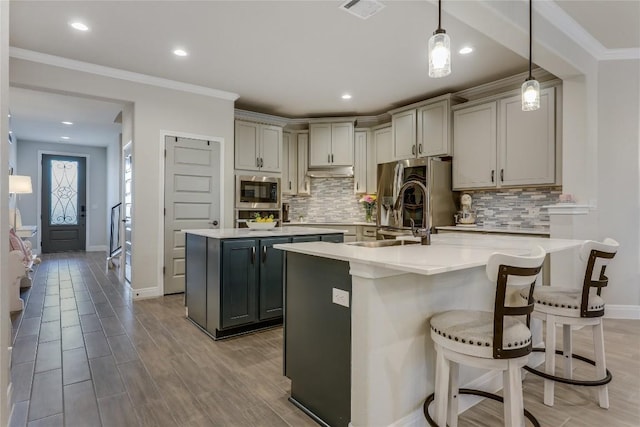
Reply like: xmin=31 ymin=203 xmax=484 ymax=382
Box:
xmin=10 ymin=252 xmax=640 ymax=427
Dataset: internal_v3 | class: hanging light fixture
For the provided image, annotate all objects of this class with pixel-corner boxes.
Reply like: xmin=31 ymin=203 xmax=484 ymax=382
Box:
xmin=428 ymin=0 xmax=451 ymax=78
xmin=522 ymin=0 xmax=540 ymax=111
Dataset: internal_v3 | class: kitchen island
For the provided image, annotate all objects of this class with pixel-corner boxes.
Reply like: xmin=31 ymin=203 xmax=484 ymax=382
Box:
xmin=183 ymin=227 xmax=345 ymax=339
xmin=276 ymin=233 xmax=583 ymax=427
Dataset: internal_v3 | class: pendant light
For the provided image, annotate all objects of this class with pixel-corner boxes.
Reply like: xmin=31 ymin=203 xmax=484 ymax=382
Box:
xmin=428 ymin=0 xmax=451 ymax=78
xmin=522 ymin=0 xmax=540 ymax=111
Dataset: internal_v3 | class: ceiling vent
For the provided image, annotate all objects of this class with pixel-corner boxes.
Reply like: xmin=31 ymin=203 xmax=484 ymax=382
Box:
xmin=340 ymin=0 xmax=386 ymax=20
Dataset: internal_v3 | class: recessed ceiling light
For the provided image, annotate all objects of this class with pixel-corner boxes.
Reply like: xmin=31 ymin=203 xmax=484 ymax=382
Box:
xmin=342 ymin=94 xmax=352 ymax=100
xmin=70 ymin=22 xmax=89 ymax=31
xmin=459 ymin=46 xmax=473 ymax=55
xmin=173 ymin=49 xmax=188 ymax=57
xmin=60 ymin=136 xmax=70 ymax=140
xmin=61 ymin=121 xmax=73 ymax=125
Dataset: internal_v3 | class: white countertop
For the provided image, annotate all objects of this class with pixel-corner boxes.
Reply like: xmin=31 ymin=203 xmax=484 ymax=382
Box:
xmin=436 ymin=225 xmax=550 ymax=236
xmin=283 ymin=221 xmax=375 ymax=226
xmin=275 ymin=232 xmax=582 ymax=276
xmin=184 ymin=227 xmax=346 ymax=239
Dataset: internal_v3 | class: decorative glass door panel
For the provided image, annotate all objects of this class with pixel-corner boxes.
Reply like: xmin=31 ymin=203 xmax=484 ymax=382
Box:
xmin=42 ymin=155 xmax=87 ymax=253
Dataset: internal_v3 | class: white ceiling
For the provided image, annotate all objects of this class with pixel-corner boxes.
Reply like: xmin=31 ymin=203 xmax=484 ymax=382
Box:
xmin=7 ymin=0 xmax=639 ymax=143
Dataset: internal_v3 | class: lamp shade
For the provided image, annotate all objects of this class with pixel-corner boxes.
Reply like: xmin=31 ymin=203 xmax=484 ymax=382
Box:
xmin=9 ymin=175 xmax=33 ymax=194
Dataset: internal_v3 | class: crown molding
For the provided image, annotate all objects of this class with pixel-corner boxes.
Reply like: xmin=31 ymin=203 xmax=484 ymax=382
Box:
xmin=454 ymin=68 xmax=557 ymax=101
xmin=9 ymin=47 xmax=240 ymax=101
xmin=234 ymin=108 xmax=289 ymax=127
xmin=536 ymin=1 xmax=639 ymax=62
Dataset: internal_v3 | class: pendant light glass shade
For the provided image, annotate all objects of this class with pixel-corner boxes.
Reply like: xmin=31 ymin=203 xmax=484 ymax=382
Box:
xmin=428 ymin=31 xmax=451 ymax=78
xmin=522 ymin=0 xmax=540 ymax=111
xmin=521 ymin=78 xmax=540 ymax=111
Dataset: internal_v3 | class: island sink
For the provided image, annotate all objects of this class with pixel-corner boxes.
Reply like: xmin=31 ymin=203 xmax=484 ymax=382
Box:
xmin=347 ymin=239 xmax=420 ymax=248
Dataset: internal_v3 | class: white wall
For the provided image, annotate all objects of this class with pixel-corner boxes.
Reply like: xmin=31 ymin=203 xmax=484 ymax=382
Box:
xmin=16 ymin=139 xmax=109 ymax=250
xmin=596 ymin=59 xmax=640 ymax=306
xmin=10 ymin=58 xmax=236 ymax=294
xmin=0 ymin=1 xmax=10 ymax=424
xmin=106 ymin=134 xmax=121 ymax=251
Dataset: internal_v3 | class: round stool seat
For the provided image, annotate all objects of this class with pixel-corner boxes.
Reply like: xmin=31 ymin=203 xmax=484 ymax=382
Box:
xmin=430 ymin=310 xmax=532 ymax=359
xmin=520 ymin=287 xmax=604 ymax=318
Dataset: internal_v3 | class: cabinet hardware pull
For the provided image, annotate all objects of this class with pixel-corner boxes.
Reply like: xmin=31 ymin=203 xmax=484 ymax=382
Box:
xmin=257 ymin=157 xmax=260 ymax=167
xmin=418 ymin=144 xmax=423 ymax=154
xmin=251 ymin=247 xmax=255 ymax=264
xmin=262 ymin=246 xmax=267 ymax=263
xmin=331 ymin=153 xmax=334 ymax=163
xmin=491 ymin=170 xmax=495 ymax=182
xmin=500 ymin=169 xmax=504 ymax=182
xmin=356 ymin=182 xmax=359 ymax=190
xmin=261 ymin=158 xmax=264 ymax=167
xmin=328 ymin=154 xmax=331 ymax=163
xmin=412 ymin=145 xmax=416 ymax=155
xmin=289 ymin=181 xmax=292 ymax=190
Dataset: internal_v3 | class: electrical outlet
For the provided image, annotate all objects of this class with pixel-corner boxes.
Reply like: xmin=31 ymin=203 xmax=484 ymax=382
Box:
xmin=332 ymin=288 xmax=350 ymax=308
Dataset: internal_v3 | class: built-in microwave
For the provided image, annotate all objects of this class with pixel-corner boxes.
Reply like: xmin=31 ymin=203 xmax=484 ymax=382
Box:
xmin=235 ymin=175 xmax=281 ymax=210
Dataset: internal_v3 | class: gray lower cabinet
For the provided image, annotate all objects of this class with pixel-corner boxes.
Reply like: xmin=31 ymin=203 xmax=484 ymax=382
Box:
xmin=186 ymin=233 xmax=343 ymax=339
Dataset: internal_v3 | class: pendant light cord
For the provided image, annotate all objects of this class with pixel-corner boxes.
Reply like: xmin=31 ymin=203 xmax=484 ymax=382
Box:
xmin=438 ymin=0 xmax=442 ymax=31
xmin=528 ymin=0 xmax=533 ymax=79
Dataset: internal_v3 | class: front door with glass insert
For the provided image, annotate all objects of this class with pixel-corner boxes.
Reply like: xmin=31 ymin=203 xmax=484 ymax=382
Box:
xmin=42 ymin=154 xmax=87 ymax=253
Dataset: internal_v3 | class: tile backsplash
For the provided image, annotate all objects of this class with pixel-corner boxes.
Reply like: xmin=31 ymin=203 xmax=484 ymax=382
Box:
xmin=283 ymin=178 xmax=371 ymax=222
xmin=461 ymin=187 xmax=561 ymax=230
xmin=284 ymin=178 xmax=560 ymax=230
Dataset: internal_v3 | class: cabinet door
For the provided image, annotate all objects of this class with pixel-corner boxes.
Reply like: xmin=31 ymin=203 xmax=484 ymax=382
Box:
xmin=374 ymin=127 xmax=393 ymax=165
xmin=221 ymin=239 xmax=258 ymax=328
xmin=366 ymin=130 xmax=377 ymax=193
xmin=418 ymin=100 xmax=450 ymax=157
xmin=282 ymin=133 xmax=298 ymax=195
xmin=499 ymin=88 xmax=555 ymax=186
xmin=291 ymin=235 xmax=321 ymax=243
xmin=260 ymin=125 xmax=282 ymax=172
xmin=353 ymin=131 xmax=367 ymax=194
xmin=235 ymin=121 xmax=260 ymax=171
xmin=309 ymin=123 xmax=332 ymax=167
xmin=331 ymin=122 xmax=354 ymax=166
xmin=320 ymin=234 xmax=344 ymax=243
xmin=185 ymin=234 xmax=207 ymax=329
xmin=453 ymin=102 xmax=497 ymax=189
xmin=259 ymin=237 xmax=289 ymax=321
xmin=392 ymin=109 xmax=417 ymax=160
xmin=297 ymin=133 xmax=311 ymax=195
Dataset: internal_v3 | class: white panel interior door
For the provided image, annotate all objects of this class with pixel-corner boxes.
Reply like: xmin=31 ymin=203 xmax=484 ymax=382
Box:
xmin=164 ymin=136 xmax=221 ymax=295
xmin=122 ymin=143 xmax=133 ymax=286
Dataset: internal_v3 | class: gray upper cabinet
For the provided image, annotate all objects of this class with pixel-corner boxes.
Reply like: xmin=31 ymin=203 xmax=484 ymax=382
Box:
xmin=392 ymin=109 xmax=417 ymax=160
xmin=453 ymin=87 xmax=556 ymax=190
xmin=353 ymin=130 xmax=367 ymax=194
xmin=309 ymin=122 xmax=354 ymax=167
xmin=282 ymin=132 xmax=298 ymax=195
xmin=235 ymin=120 xmax=282 ymax=172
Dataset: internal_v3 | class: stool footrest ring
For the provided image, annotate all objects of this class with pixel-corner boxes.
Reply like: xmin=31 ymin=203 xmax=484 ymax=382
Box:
xmin=423 ymin=388 xmax=540 ymax=427
xmin=523 ymin=348 xmax=612 ymax=386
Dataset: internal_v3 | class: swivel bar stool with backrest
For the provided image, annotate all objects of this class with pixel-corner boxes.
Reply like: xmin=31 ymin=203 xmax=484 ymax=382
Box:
xmin=424 ymin=246 xmax=546 ymax=427
xmin=521 ymin=238 xmax=618 ymax=408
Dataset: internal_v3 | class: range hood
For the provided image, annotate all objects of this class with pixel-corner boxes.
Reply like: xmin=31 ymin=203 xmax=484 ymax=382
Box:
xmin=306 ymin=166 xmax=354 ymax=178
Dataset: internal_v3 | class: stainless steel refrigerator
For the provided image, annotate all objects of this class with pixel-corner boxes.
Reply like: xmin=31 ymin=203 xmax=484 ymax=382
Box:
xmin=376 ymin=157 xmax=457 ymax=238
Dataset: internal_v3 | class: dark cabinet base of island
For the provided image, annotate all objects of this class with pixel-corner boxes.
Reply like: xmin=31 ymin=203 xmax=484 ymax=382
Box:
xmin=284 ymin=252 xmax=352 ymax=427
xmin=185 ymin=232 xmax=344 ymax=340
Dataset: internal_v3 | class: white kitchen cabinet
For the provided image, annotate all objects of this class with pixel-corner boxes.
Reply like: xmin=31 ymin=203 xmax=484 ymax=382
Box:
xmin=392 ymin=109 xmax=417 ymax=160
xmin=418 ymin=100 xmax=450 ymax=157
xmin=374 ymin=126 xmax=393 ymax=165
xmin=235 ymin=120 xmax=282 ymax=172
xmin=354 ymin=131 xmax=367 ymax=194
xmin=453 ymin=102 xmax=497 ymax=189
xmin=309 ymin=122 xmax=354 ymax=167
xmin=366 ymin=130 xmax=377 ymax=194
xmin=391 ymin=96 xmax=457 ymax=161
xmin=282 ymin=132 xmax=297 ymax=195
xmin=297 ymin=132 xmax=311 ymax=195
xmin=499 ymin=88 xmax=555 ymax=186
xmin=453 ymin=87 xmax=556 ymax=190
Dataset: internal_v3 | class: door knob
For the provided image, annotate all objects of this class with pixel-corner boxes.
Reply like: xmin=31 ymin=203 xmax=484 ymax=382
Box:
xmin=210 ymin=220 xmax=219 ymax=227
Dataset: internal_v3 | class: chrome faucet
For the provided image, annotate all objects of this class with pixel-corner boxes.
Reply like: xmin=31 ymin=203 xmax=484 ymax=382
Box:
xmin=393 ymin=180 xmax=431 ymax=245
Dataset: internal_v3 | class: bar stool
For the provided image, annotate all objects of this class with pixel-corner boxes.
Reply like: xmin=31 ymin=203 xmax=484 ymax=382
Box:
xmin=521 ymin=238 xmax=618 ymax=408
xmin=424 ymin=246 xmax=546 ymax=427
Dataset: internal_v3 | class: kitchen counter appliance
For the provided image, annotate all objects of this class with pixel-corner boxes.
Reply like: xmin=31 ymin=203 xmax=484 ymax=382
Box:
xmin=376 ymin=157 xmax=457 ymax=238
xmin=235 ymin=175 xmax=281 ymax=210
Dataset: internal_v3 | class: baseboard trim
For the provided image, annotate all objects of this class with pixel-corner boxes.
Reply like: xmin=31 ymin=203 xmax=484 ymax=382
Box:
xmin=86 ymin=245 xmax=108 ymax=252
xmin=604 ymin=305 xmax=640 ymax=320
xmin=128 ymin=284 xmax=161 ymax=300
